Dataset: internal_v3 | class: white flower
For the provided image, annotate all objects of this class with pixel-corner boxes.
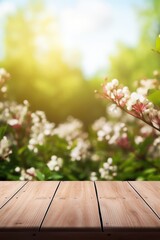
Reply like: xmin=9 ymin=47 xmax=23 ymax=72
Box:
xmin=140 ymin=125 xmax=153 ymax=136
xmin=90 ymin=172 xmax=98 ymax=181
xmin=0 ymin=136 xmax=12 ymax=159
xmin=19 ymin=168 xmax=36 ymax=180
xmin=107 ymin=157 xmax=113 ymax=164
xmin=92 ymin=117 xmax=106 ymax=131
xmin=99 ymin=158 xmax=117 ymax=180
xmin=103 ymin=162 xmax=109 ymax=169
xmin=107 ymin=104 xmax=122 ymax=118
xmin=153 ymin=137 xmax=160 ymax=146
xmin=28 ymin=110 xmax=55 ymax=152
xmin=92 ymin=117 xmax=128 ymax=145
xmin=1 ymin=86 xmax=7 ymax=93
xmin=148 ymin=136 xmax=160 ymax=158
xmin=122 ymin=86 xmax=130 ymax=94
xmin=117 ymin=89 xmax=123 ymax=95
xmin=0 ymin=68 xmax=7 ymax=76
xmin=15 ymin=166 xmax=20 ymax=172
xmin=70 ymin=138 xmax=90 ymax=161
xmin=0 ymin=68 xmax=10 ymax=83
xmin=137 ymin=79 xmax=158 ymax=96
xmin=135 ymin=136 xmax=144 ymax=145
xmin=0 ymin=101 xmax=30 ymax=130
xmin=91 ymin=154 xmax=100 ymax=162
xmin=47 ymin=155 xmax=63 ymax=171
xmin=53 ymin=117 xmax=83 ymax=142
xmin=112 ymin=79 xmax=119 ymax=87
xmin=26 ymin=167 xmax=36 ymax=176
xmin=8 ymin=119 xmax=19 ymax=126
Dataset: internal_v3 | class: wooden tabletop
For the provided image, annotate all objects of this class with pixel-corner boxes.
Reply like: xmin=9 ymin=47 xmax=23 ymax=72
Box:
xmin=0 ymin=181 xmax=160 ymax=240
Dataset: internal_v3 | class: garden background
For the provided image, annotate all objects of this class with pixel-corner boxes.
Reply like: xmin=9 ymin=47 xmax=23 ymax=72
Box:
xmin=0 ymin=0 xmax=160 ymax=180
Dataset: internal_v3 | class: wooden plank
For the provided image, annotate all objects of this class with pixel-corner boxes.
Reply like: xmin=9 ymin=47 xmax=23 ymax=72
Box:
xmin=96 ymin=181 xmax=160 ymax=232
xmin=129 ymin=181 xmax=160 ymax=218
xmin=0 ymin=181 xmax=59 ymax=231
xmin=0 ymin=181 xmax=27 ymax=208
xmin=41 ymin=181 xmax=101 ymax=231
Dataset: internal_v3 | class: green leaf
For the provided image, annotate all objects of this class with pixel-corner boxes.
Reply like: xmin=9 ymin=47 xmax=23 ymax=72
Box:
xmin=36 ymin=170 xmax=45 ymax=180
xmin=143 ymin=168 xmax=156 ymax=175
xmin=156 ymin=34 xmax=160 ymax=52
xmin=48 ymin=173 xmax=63 ymax=180
xmin=136 ymin=177 xmax=144 ymax=181
xmin=18 ymin=146 xmax=27 ymax=155
xmin=148 ymin=89 xmax=160 ymax=106
xmin=0 ymin=126 xmax=7 ymax=140
xmin=147 ymin=89 xmax=156 ymax=95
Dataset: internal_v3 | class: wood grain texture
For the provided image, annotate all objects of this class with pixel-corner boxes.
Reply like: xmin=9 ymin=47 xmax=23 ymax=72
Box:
xmin=96 ymin=181 xmax=160 ymax=231
xmin=0 ymin=181 xmax=160 ymax=239
xmin=41 ymin=181 xmax=101 ymax=231
xmin=0 ymin=181 xmax=27 ymax=208
xmin=0 ymin=181 xmax=59 ymax=231
xmin=129 ymin=181 xmax=160 ymax=218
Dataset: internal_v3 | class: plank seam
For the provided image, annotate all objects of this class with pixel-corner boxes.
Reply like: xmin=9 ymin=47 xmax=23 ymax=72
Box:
xmin=127 ymin=181 xmax=160 ymax=221
xmin=94 ymin=182 xmax=104 ymax=232
xmin=0 ymin=181 xmax=28 ymax=209
xmin=38 ymin=181 xmax=61 ymax=231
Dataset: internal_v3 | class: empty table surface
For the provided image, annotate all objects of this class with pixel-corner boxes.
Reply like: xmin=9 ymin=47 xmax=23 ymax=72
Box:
xmin=0 ymin=181 xmax=160 ymax=240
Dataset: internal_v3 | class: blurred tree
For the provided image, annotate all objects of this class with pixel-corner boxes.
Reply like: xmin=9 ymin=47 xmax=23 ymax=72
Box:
xmin=1 ymin=0 xmax=105 ymax=125
xmin=108 ymin=0 xmax=160 ymax=88
xmin=139 ymin=0 xmax=160 ymax=41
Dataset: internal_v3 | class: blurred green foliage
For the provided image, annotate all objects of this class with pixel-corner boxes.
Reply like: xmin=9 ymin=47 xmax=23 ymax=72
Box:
xmin=148 ymin=89 xmax=160 ymax=105
xmin=108 ymin=0 xmax=160 ymax=88
xmin=156 ymin=35 xmax=160 ymax=53
xmin=1 ymin=1 xmax=105 ymax=126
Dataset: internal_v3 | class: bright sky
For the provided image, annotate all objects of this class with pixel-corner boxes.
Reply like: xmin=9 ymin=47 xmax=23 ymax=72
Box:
xmin=0 ymin=0 xmax=145 ymax=77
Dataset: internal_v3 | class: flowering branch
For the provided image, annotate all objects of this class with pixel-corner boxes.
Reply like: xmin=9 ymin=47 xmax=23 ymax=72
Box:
xmin=101 ymin=79 xmax=160 ymax=132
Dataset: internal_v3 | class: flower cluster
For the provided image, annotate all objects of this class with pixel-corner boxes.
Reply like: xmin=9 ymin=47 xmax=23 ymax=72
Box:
xmin=70 ymin=138 xmax=91 ymax=161
xmin=103 ymin=79 xmax=160 ymax=131
xmin=53 ymin=117 xmax=91 ymax=162
xmin=19 ymin=167 xmax=37 ymax=181
xmin=0 ymin=136 xmax=12 ymax=160
xmin=99 ymin=157 xmax=117 ymax=180
xmin=148 ymin=135 xmax=160 ymax=158
xmin=0 ymin=67 xmax=160 ymax=181
xmin=92 ymin=117 xmax=129 ymax=148
xmin=90 ymin=158 xmax=117 ymax=181
xmin=0 ymin=100 xmax=30 ymax=128
xmin=90 ymin=172 xmax=98 ymax=181
xmin=53 ymin=117 xmax=83 ymax=143
xmin=28 ymin=111 xmax=55 ymax=152
xmin=47 ymin=155 xmax=63 ymax=171
xmin=136 ymin=78 xmax=159 ymax=96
